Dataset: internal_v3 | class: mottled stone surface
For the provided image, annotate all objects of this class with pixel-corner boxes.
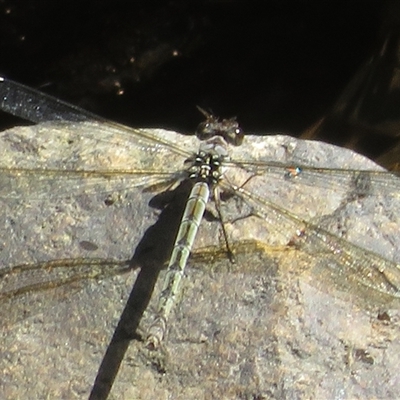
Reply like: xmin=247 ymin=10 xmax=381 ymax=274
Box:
xmin=0 ymin=124 xmax=400 ymax=399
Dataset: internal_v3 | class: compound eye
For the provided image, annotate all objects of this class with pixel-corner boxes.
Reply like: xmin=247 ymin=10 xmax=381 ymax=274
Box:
xmin=228 ymin=127 xmax=244 ymax=146
xmin=196 ymin=121 xmax=215 ymax=140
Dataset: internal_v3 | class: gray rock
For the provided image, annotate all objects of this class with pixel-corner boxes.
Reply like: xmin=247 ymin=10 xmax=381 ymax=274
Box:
xmin=0 ymin=123 xmax=400 ymax=399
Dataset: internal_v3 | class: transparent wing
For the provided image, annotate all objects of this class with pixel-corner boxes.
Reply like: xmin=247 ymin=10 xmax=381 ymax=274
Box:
xmin=219 ymin=159 xmax=400 ymax=299
xmin=0 ymin=258 xmax=131 ymax=302
xmin=228 ymin=159 xmax=400 ymax=197
xmin=0 ymin=168 xmax=173 ymax=200
xmin=0 ymin=76 xmax=104 ymax=123
xmin=0 ymin=76 xmax=191 ymax=157
xmin=0 ymin=76 xmax=197 ymax=200
xmin=0 ymin=121 xmax=192 ymax=201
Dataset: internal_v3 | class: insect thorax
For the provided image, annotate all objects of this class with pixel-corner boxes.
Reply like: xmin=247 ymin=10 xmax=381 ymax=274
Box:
xmin=186 ymin=136 xmax=230 ymax=185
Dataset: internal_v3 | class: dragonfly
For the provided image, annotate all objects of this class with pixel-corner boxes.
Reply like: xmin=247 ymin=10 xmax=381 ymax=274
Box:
xmin=1 ymin=76 xmax=400 ymax=397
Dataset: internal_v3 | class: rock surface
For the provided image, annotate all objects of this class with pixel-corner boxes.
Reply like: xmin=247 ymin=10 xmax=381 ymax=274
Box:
xmin=0 ymin=124 xmax=400 ymax=399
